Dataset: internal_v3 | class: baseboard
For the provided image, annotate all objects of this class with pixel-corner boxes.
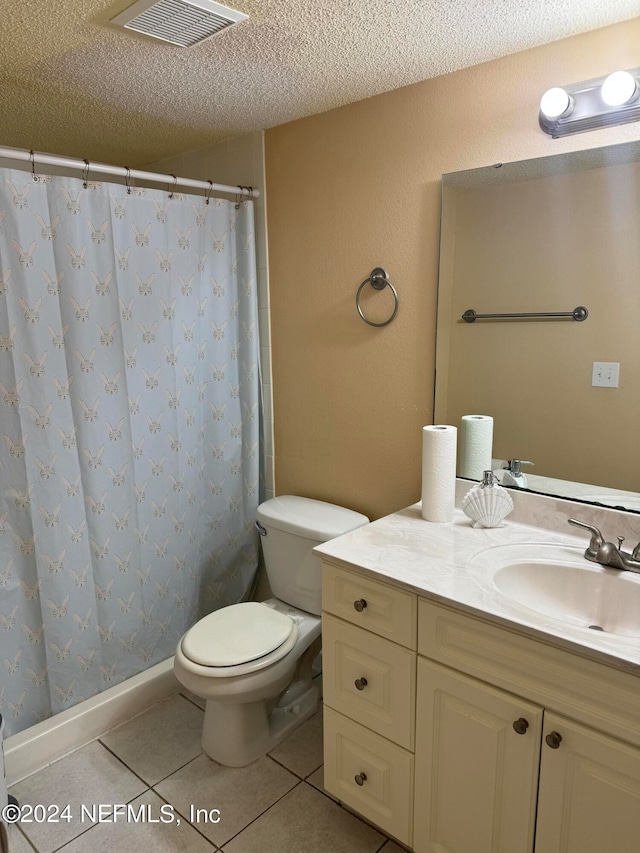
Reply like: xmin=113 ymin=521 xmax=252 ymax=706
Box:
xmin=4 ymin=657 xmax=180 ymax=787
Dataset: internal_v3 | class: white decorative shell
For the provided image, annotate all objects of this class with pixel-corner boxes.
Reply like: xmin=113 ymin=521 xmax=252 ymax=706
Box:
xmin=462 ymin=484 xmax=513 ymax=528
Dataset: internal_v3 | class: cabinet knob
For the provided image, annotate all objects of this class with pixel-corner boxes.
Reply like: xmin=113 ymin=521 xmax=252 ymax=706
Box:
xmin=353 ymin=599 xmax=367 ymax=612
xmin=354 ymin=677 xmax=368 ymax=691
xmin=355 ymin=773 xmax=367 ymax=786
xmin=512 ymin=717 xmax=529 ymax=735
xmin=545 ymin=731 xmax=563 ymax=749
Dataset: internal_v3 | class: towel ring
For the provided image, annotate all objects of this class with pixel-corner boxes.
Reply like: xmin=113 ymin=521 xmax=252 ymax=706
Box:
xmin=356 ymin=267 xmax=399 ymax=327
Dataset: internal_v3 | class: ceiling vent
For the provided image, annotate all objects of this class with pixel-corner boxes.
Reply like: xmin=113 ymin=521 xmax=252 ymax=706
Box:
xmin=111 ymin=0 xmax=248 ymax=48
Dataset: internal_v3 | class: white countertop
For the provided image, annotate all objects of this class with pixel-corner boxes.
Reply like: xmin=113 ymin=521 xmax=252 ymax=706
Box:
xmin=315 ymin=501 xmax=640 ymax=675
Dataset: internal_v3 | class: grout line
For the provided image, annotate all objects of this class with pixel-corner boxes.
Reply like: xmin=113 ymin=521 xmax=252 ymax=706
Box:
xmin=178 ymin=691 xmax=206 ymax=712
xmin=145 ymin=751 xmax=204 ymax=787
xmin=15 ymin=824 xmax=39 ymax=853
xmin=49 ymin=787 xmax=152 ymax=853
xmin=301 ymin=777 xmax=339 ymax=805
xmin=50 ymin=824 xmax=95 ymax=853
xmin=334 ymin=795 xmax=392 ymax=846
xmin=265 ymin=753 xmax=304 ymax=780
xmin=151 ymin=788 xmax=219 ymax=850
xmin=303 ymin=774 xmax=339 ymax=805
xmin=265 ymin=754 xmax=322 ymax=782
xmin=304 ymin=770 xmax=395 ymax=848
xmin=96 ymin=739 xmax=155 ymax=788
xmin=211 ymin=771 xmax=304 ymax=848
xmin=97 ymin=723 xmax=205 ymax=788
xmin=303 ymin=760 xmax=323 ymax=780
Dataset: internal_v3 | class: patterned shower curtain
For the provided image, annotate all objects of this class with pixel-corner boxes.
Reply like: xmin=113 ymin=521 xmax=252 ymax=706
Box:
xmin=0 ymin=169 xmax=260 ymax=736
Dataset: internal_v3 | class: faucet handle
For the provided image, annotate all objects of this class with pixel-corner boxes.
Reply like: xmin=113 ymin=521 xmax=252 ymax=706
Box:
xmin=617 ymin=536 xmax=625 ymax=551
xmin=504 ymin=460 xmax=535 ymax=474
xmin=568 ymin=518 xmax=605 ymax=557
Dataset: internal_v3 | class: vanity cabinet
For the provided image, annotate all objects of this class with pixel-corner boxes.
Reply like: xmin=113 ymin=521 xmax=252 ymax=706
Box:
xmin=414 ymin=662 xmax=640 ymax=853
xmin=321 ymin=561 xmax=640 ymax=853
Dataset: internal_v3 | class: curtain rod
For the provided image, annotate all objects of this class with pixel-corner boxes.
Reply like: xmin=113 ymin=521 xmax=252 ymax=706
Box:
xmin=0 ymin=145 xmax=259 ymax=199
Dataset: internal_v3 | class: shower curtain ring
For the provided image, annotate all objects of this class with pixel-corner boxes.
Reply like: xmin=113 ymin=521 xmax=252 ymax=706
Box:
xmin=205 ymin=180 xmax=213 ymax=205
xmin=235 ymin=185 xmax=243 ymax=209
xmin=124 ymin=166 xmax=132 ymax=195
xmin=248 ymin=186 xmax=254 ymax=201
xmin=168 ymin=174 xmax=178 ymax=199
xmin=30 ymin=150 xmax=39 ymax=182
xmin=82 ymin=159 xmax=90 ymax=189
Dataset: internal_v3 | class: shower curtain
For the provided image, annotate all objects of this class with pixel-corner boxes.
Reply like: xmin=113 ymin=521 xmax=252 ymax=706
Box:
xmin=0 ymin=169 xmax=260 ymax=736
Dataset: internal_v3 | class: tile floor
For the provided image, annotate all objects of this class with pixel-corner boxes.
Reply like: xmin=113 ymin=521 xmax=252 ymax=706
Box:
xmin=7 ymin=687 xmax=407 ymax=853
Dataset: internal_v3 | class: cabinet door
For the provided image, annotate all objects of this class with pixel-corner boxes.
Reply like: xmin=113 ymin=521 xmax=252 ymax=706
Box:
xmin=414 ymin=658 xmax=543 ymax=853
xmin=535 ymin=712 xmax=640 ymax=853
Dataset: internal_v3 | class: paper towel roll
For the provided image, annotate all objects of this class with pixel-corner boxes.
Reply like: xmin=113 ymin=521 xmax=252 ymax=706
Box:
xmin=421 ymin=425 xmax=457 ymax=523
xmin=459 ymin=415 xmax=493 ymax=481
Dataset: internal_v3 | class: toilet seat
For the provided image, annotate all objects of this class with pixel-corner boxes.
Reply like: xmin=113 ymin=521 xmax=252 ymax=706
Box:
xmin=180 ymin=602 xmax=298 ymax=675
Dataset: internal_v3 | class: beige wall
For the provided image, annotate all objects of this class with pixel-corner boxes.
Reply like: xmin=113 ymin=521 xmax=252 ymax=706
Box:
xmin=265 ymin=18 xmax=640 ymax=521
xmin=440 ymin=162 xmax=640 ymax=492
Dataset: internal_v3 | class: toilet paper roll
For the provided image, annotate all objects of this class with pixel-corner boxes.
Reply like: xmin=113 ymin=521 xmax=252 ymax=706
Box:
xmin=421 ymin=425 xmax=457 ymax=523
xmin=459 ymin=415 xmax=493 ymax=481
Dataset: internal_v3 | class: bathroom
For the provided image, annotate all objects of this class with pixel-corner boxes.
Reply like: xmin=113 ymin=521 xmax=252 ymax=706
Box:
xmin=1 ymin=2 xmax=640 ymax=851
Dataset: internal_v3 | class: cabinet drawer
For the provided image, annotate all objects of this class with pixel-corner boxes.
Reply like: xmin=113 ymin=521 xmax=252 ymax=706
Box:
xmin=324 ymin=706 xmax=414 ymax=847
xmin=323 ymin=613 xmax=415 ymax=749
xmin=322 ymin=561 xmax=417 ymax=648
xmin=418 ymin=598 xmax=640 ymax=749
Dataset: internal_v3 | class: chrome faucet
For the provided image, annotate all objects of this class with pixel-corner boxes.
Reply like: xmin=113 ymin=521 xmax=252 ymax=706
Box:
xmin=568 ymin=518 xmax=640 ymax=574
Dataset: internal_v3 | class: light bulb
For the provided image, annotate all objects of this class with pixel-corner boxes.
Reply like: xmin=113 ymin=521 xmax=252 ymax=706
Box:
xmin=540 ymin=87 xmax=573 ymax=119
xmin=601 ymin=71 xmax=638 ymax=107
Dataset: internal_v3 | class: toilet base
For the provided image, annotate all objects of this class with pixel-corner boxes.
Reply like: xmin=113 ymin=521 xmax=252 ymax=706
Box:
xmin=201 ymin=681 xmax=320 ymax=767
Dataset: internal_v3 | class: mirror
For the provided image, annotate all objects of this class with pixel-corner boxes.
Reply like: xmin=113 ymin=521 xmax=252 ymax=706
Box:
xmin=435 ymin=139 xmax=640 ymax=513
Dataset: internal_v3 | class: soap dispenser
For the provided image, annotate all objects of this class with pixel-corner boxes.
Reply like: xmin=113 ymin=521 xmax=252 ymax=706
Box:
xmin=502 ymin=459 xmax=534 ymax=488
xmin=462 ymin=470 xmax=513 ymax=528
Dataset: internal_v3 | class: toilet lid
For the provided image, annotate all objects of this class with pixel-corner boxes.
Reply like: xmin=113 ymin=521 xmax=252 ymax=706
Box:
xmin=181 ymin=602 xmax=295 ymax=667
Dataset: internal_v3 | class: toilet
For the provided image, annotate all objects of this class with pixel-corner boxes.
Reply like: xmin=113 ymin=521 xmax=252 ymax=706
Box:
xmin=173 ymin=495 xmax=369 ymax=767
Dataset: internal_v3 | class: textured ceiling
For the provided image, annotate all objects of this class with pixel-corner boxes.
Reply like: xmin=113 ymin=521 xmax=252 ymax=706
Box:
xmin=0 ymin=0 xmax=638 ymax=166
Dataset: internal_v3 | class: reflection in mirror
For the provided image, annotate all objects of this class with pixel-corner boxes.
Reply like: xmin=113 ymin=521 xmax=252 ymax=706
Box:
xmin=435 ymin=140 xmax=640 ymax=513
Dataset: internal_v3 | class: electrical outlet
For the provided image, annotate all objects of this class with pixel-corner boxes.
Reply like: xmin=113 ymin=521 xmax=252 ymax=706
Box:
xmin=591 ymin=362 xmax=620 ymax=388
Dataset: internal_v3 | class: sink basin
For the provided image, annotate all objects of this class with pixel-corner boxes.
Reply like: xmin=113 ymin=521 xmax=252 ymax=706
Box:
xmin=469 ymin=543 xmax=640 ymax=638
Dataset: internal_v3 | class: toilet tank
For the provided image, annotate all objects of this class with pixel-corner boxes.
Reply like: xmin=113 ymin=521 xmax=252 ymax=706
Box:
xmin=256 ymin=496 xmax=369 ymax=616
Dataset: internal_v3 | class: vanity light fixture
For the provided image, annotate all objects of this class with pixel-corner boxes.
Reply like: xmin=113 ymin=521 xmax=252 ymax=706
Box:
xmin=539 ymin=87 xmax=574 ymax=120
xmin=539 ymin=68 xmax=640 ymax=137
xmin=600 ymin=70 xmax=638 ymax=107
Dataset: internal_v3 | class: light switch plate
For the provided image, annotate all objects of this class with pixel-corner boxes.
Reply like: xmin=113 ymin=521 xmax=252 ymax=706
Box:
xmin=592 ymin=362 xmax=620 ymax=388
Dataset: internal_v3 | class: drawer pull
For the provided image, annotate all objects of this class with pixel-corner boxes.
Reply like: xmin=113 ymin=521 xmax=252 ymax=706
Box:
xmin=545 ymin=731 xmax=563 ymax=750
xmin=354 ymin=773 xmax=367 ymax=786
xmin=513 ymin=717 xmax=529 ymax=735
xmin=354 ymin=677 xmax=368 ymax=691
xmin=353 ymin=598 xmax=367 ymax=612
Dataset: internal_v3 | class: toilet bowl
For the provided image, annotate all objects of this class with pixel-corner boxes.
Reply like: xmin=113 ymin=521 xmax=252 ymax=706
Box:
xmin=173 ymin=495 xmax=369 ymax=767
